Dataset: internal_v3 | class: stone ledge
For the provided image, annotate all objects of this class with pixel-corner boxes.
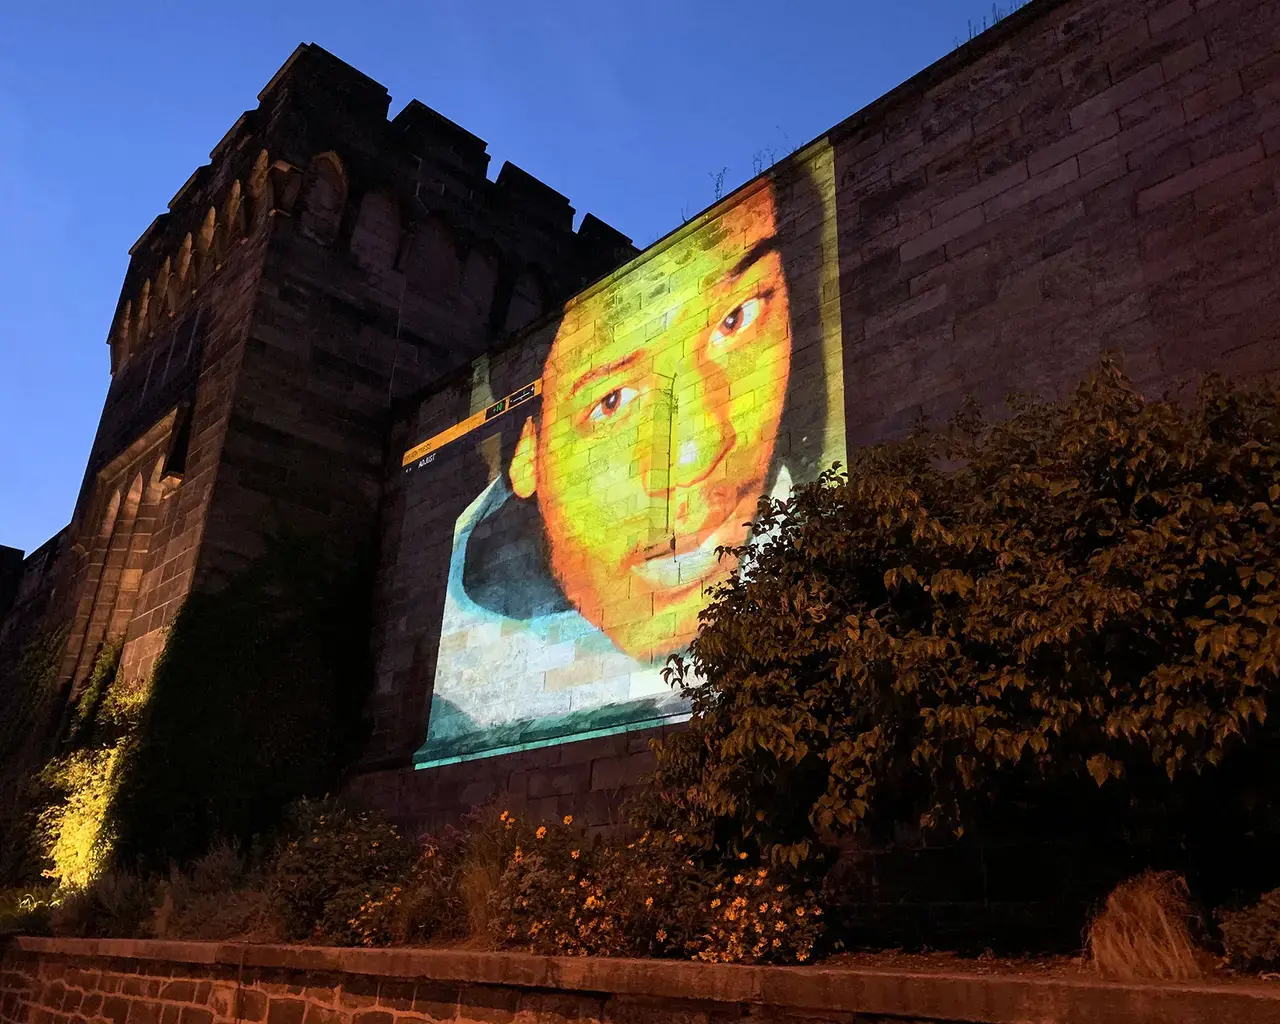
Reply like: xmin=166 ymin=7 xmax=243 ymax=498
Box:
xmin=7 ymin=936 xmax=1280 ymax=1024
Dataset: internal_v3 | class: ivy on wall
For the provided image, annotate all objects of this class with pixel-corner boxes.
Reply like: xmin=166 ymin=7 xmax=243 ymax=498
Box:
xmin=104 ymin=531 xmax=376 ymax=868
xmin=0 ymin=628 xmax=68 ymax=885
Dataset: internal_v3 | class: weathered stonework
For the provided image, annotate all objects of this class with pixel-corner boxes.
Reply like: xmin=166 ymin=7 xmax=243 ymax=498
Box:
xmin=3 ymin=937 xmax=1279 ymax=1024
xmin=4 ymin=0 xmax=1280 ymax=838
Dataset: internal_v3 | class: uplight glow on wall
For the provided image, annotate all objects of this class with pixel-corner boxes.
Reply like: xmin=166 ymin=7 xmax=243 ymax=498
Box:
xmin=408 ymin=142 xmax=846 ymax=767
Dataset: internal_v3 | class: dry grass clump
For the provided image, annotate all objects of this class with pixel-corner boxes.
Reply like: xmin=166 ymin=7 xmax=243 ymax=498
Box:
xmin=156 ymin=839 xmax=280 ymax=941
xmin=1086 ymin=871 xmax=1203 ymax=981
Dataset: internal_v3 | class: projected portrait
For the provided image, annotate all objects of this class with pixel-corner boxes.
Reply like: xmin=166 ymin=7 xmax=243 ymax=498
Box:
xmin=410 ymin=143 xmax=845 ymax=766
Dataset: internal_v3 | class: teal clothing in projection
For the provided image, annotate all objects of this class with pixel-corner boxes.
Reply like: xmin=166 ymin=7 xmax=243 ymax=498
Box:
xmin=414 ymin=477 xmax=690 ymax=768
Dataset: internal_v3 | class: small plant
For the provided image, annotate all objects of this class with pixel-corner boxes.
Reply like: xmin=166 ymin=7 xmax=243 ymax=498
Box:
xmin=953 ymin=1 xmax=1031 ymax=48
xmin=49 ymin=868 xmax=153 ymax=939
xmin=1220 ymin=888 xmax=1280 ymax=969
xmin=710 ymin=167 xmax=729 ymax=202
xmin=1086 ymin=872 xmax=1203 ymax=981
xmin=0 ymin=886 xmax=56 ymax=936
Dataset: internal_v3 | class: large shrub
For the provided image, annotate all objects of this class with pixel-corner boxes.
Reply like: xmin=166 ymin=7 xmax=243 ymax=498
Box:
xmin=647 ymin=362 xmax=1280 ymax=878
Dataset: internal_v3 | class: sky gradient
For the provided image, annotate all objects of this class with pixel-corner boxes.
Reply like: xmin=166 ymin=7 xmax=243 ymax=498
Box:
xmin=0 ymin=0 xmax=1015 ymax=555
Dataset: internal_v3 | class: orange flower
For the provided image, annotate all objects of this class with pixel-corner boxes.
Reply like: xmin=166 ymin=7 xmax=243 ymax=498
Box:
xmin=563 ymin=814 xmax=574 ymax=825
xmin=535 ymin=826 xmax=547 ymax=839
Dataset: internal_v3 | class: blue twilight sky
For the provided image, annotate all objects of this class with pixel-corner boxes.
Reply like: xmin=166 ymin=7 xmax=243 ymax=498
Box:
xmin=0 ymin=0 xmax=1012 ymax=556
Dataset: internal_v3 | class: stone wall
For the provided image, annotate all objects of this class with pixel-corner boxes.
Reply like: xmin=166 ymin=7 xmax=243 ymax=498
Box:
xmin=4 ymin=938 xmax=1279 ymax=1024
xmin=0 ymin=42 xmax=635 ymax=710
xmin=360 ymin=0 xmax=1280 ymax=832
xmin=830 ymin=0 xmax=1280 ymax=445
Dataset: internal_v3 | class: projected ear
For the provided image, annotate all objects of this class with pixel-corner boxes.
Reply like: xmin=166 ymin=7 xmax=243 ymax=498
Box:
xmin=509 ymin=416 xmax=538 ymax=499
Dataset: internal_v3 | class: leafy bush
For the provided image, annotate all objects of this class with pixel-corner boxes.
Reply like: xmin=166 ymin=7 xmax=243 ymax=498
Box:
xmin=268 ymin=800 xmax=414 ymax=944
xmin=1220 ymin=887 xmax=1280 ymax=969
xmin=650 ymin=362 xmax=1280 ymax=877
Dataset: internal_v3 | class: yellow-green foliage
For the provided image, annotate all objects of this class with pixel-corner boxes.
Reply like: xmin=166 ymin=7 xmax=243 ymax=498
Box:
xmin=0 ymin=885 xmax=56 ymax=935
xmin=34 ymin=637 xmax=141 ymax=891
xmin=38 ymin=744 xmax=125 ymax=890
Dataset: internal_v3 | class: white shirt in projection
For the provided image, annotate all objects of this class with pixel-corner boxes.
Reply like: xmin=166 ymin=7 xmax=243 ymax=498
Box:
xmin=417 ymin=466 xmax=794 ymax=764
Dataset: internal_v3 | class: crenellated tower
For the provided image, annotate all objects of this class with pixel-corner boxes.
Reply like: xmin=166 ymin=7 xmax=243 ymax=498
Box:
xmin=2 ymin=42 xmax=635 ymax=702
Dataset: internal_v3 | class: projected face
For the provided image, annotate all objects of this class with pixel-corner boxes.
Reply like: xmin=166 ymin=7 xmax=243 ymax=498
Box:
xmin=508 ymin=186 xmax=791 ymax=661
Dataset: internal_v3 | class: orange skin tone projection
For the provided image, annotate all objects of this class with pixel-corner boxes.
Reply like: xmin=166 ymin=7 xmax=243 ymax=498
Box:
xmin=509 ymin=185 xmax=791 ymax=662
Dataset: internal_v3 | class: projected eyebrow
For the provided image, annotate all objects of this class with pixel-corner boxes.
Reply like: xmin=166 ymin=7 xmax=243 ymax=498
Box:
xmin=569 ymin=352 xmax=642 ymax=398
xmin=564 ymin=235 xmax=779 ymax=400
xmin=728 ymin=235 xmax=779 ymax=280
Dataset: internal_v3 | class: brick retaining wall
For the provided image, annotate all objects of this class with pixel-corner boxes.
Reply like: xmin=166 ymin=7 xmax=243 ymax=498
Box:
xmin=3 ymin=938 xmax=1279 ymax=1024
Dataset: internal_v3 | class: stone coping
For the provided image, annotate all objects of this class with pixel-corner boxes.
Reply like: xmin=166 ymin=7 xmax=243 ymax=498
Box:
xmin=7 ymin=936 xmax=1280 ymax=1024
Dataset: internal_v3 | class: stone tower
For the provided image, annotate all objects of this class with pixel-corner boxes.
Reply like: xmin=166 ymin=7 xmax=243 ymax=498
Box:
xmin=0 ymin=43 xmax=634 ymax=711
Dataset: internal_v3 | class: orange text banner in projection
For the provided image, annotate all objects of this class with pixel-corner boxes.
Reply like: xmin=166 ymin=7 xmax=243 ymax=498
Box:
xmin=402 ymin=379 xmax=542 ymax=473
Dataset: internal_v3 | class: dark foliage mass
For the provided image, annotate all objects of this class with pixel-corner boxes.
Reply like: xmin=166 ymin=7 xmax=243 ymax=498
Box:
xmin=106 ymin=533 xmax=376 ymax=867
xmin=643 ymin=363 xmax=1280 ymax=915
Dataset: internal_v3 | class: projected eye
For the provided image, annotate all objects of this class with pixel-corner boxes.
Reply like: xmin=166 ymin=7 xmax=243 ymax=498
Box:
xmin=589 ymin=386 xmax=638 ymax=422
xmin=710 ymin=296 xmax=764 ymax=347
